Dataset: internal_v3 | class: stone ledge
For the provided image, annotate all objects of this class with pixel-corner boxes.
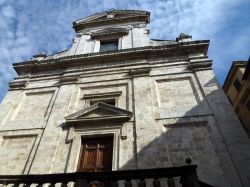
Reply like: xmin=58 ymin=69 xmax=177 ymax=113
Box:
xmin=59 ymin=76 xmax=79 ymax=84
xmin=9 ymin=80 xmax=28 ymax=90
xmin=13 ymin=41 xmax=209 ymax=75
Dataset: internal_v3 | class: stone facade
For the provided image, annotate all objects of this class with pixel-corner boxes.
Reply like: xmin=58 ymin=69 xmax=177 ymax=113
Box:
xmin=0 ymin=10 xmax=250 ymax=187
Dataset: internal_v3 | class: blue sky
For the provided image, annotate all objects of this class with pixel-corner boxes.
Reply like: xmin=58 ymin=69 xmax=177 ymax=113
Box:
xmin=0 ymin=0 xmax=250 ymax=102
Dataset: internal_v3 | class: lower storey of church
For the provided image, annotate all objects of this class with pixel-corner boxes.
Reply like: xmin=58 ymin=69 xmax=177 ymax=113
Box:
xmin=0 ymin=115 xmax=246 ymax=187
xmin=0 ymin=69 xmax=249 ymax=187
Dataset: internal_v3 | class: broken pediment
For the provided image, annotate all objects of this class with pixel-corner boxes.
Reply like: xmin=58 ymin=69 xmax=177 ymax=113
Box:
xmin=73 ymin=10 xmax=150 ymax=32
xmin=90 ymin=27 xmax=129 ymax=39
xmin=65 ymin=102 xmax=132 ymax=125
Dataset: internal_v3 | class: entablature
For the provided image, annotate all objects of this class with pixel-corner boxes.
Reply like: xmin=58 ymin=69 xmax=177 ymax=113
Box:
xmin=13 ymin=41 xmax=210 ymax=76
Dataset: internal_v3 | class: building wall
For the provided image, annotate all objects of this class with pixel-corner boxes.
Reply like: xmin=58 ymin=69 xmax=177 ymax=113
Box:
xmin=224 ymin=64 xmax=250 ymax=136
xmin=1 ymin=58 xmax=250 ymax=186
xmin=237 ymin=82 xmax=250 ymax=131
xmin=226 ymin=67 xmax=245 ymax=103
xmin=0 ymin=12 xmax=250 ymax=187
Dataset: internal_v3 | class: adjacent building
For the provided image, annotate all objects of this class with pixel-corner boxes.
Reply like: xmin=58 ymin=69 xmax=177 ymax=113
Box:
xmin=0 ymin=10 xmax=250 ymax=187
xmin=223 ymin=58 xmax=250 ymax=136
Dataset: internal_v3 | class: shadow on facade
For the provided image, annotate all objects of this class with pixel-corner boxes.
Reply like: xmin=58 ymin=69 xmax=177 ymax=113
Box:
xmin=117 ymin=77 xmax=250 ymax=187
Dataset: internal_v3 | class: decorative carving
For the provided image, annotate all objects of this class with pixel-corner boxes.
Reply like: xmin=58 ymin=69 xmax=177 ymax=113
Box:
xmin=107 ymin=13 xmax=115 ymax=19
xmin=176 ymin=33 xmax=192 ymax=42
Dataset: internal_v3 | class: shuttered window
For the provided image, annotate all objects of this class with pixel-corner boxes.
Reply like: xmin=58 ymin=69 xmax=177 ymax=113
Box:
xmin=78 ymin=137 xmax=113 ymax=172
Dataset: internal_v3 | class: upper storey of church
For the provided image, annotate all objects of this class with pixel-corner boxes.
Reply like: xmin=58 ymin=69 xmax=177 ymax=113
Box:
xmin=13 ymin=9 xmax=209 ymax=76
xmin=33 ymin=10 xmax=180 ymax=60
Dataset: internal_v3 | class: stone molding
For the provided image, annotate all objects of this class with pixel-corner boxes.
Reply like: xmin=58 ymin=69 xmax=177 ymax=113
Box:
xmin=73 ymin=10 xmax=149 ymax=32
xmin=64 ymin=102 xmax=132 ymax=144
xmin=161 ymin=115 xmax=210 ymax=127
xmin=187 ymin=56 xmax=212 ymax=70
xmin=90 ymin=27 xmax=129 ymax=40
xmin=59 ymin=76 xmax=79 ymax=84
xmin=82 ymin=91 xmax=122 ymax=99
xmin=65 ymin=102 xmax=132 ymax=124
xmin=129 ymin=67 xmax=151 ymax=77
xmin=65 ymin=127 xmax=121 ymax=172
xmin=9 ymin=80 xmax=28 ymax=90
xmin=13 ymin=41 xmax=209 ymax=75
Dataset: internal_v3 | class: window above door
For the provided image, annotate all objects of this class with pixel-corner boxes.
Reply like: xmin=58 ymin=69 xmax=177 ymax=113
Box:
xmin=82 ymin=91 xmax=122 ymax=108
xmin=90 ymin=98 xmax=116 ymax=106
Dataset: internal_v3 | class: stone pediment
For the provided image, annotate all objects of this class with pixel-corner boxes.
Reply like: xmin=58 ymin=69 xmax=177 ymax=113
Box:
xmin=73 ymin=10 xmax=149 ymax=32
xmin=65 ymin=102 xmax=132 ymax=124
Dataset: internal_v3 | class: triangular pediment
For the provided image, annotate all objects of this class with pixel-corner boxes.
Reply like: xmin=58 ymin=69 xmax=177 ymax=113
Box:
xmin=65 ymin=102 xmax=132 ymax=124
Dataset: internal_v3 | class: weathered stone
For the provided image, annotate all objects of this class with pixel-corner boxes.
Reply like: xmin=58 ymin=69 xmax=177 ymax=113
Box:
xmin=0 ymin=9 xmax=249 ymax=187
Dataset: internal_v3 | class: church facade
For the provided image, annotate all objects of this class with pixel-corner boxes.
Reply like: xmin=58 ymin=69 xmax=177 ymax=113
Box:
xmin=0 ymin=10 xmax=249 ymax=187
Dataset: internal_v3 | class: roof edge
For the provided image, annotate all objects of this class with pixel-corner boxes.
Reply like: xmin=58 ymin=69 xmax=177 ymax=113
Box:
xmin=73 ymin=10 xmax=150 ymax=32
xmin=222 ymin=60 xmax=248 ymax=89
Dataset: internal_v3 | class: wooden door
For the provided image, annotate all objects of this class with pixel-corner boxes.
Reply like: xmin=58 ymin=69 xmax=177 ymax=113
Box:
xmin=78 ymin=136 xmax=113 ymax=172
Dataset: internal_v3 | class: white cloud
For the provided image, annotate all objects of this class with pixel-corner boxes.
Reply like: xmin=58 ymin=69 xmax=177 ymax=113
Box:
xmin=1 ymin=5 xmax=15 ymax=18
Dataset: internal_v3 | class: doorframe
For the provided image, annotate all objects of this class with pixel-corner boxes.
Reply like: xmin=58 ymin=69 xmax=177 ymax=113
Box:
xmin=65 ymin=128 xmax=120 ymax=172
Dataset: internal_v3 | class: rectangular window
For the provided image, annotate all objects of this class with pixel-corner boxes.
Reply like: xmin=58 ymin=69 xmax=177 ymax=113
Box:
xmin=100 ymin=40 xmax=118 ymax=52
xmin=90 ymin=99 xmax=116 ymax=106
xmin=233 ymin=78 xmax=242 ymax=91
xmin=246 ymin=100 xmax=250 ymax=111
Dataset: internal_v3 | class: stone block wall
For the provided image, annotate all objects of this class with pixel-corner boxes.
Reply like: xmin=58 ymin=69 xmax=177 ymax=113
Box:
xmin=0 ymin=55 xmax=249 ymax=186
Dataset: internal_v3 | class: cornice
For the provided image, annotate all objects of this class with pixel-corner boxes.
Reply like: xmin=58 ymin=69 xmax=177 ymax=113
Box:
xmin=129 ymin=67 xmax=151 ymax=77
xmin=74 ymin=15 xmax=149 ymax=32
xmin=73 ymin=9 xmax=150 ymax=32
xmin=59 ymin=76 xmax=79 ymax=84
xmin=187 ymin=56 xmax=212 ymax=70
xmin=90 ymin=27 xmax=129 ymax=39
xmin=9 ymin=80 xmax=28 ymax=90
xmin=13 ymin=40 xmax=210 ymax=75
